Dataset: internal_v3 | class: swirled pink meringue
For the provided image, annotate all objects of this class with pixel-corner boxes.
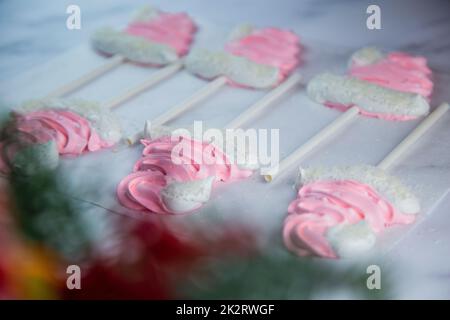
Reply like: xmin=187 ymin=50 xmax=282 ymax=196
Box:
xmin=225 ymin=27 xmax=301 ymax=80
xmin=126 ymin=11 xmax=196 ymax=56
xmin=14 ymin=109 xmax=113 ymax=156
xmin=117 ymin=136 xmax=253 ymax=214
xmin=349 ymin=52 xmax=433 ymax=98
xmin=283 ymin=180 xmax=416 ymax=258
xmin=326 ymin=51 xmax=433 ymax=121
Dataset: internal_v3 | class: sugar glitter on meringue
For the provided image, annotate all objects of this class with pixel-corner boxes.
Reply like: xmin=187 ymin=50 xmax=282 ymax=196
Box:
xmin=324 ymin=51 xmax=433 ymax=121
xmin=283 ymin=179 xmax=416 ymax=258
xmin=125 ymin=11 xmax=196 ymax=56
xmin=117 ymin=136 xmax=253 ymax=214
xmin=324 ymin=101 xmax=418 ymax=121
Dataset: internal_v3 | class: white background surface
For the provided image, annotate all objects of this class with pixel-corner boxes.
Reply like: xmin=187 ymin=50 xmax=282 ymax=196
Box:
xmin=0 ymin=0 xmax=449 ymax=299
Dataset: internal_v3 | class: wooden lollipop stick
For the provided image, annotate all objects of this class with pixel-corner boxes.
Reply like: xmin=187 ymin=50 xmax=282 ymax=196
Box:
xmin=45 ymin=55 xmax=126 ymax=99
xmin=226 ymin=73 xmax=302 ymax=129
xmin=264 ymin=106 xmax=360 ymax=182
xmin=126 ymin=76 xmax=228 ymax=144
xmin=377 ymin=103 xmax=449 ymax=171
xmin=102 ymin=61 xmax=184 ymax=110
xmin=150 ymin=76 xmax=227 ymax=126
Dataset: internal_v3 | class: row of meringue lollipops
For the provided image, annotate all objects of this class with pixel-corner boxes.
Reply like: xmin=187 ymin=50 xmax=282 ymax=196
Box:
xmin=118 ymin=41 xmax=448 ymax=260
xmin=62 ymin=6 xmax=445 ymax=258
xmin=0 ymin=6 xmax=302 ymax=174
xmin=1 ymin=6 xmax=194 ymax=173
xmin=262 ymin=47 xmax=446 ymax=259
xmin=1 ymin=6 xmax=447 ymax=261
xmin=116 ymin=22 xmax=303 ymax=213
xmin=118 ymin=43 xmax=434 ymax=217
xmin=117 ymin=74 xmax=302 ymax=214
xmin=73 ymin=15 xmax=449 ymax=261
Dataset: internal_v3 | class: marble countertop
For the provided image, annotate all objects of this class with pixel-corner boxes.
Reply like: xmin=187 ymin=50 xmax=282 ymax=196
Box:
xmin=0 ymin=0 xmax=449 ymax=299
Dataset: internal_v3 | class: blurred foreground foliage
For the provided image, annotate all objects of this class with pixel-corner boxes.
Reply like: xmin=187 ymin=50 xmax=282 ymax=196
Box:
xmin=1 ymin=141 xmax=389 ymax=299
xmin=181 ymin=248 xmax=389 ymax=299
xmin=9 ymin=165 xmax=91 ymax=262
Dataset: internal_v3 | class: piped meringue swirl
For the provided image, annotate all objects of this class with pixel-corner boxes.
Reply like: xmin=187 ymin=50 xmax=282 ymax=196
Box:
xmin=0 ymin=99 xmax=121 ymax=173
xmin=283 ymin=179 xmax=417 ymax=259
xmin=349 ymin=51 xmax=433 ymax=98
xmin=15 ymin=109 xmax=114 ymax=156
xmin=117 ymin=135 xmax=253 ymax=214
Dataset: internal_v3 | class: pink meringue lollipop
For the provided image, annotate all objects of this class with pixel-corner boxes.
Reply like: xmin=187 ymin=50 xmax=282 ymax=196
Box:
xmin=126 ymin=24 xmax=302 ymax=145
xmin=282 ymin=102 xmax=448 ymax=259
xmin=308 ymin=47 xmax=432 ymax=121
xmin=0 ymin=99 xmax=121 ymax=173
xmin=264 ymin=47 xmax=434 ymax=182
xmin=117 ymin=135 xmax=253 ymax=214
xmin=118 ymin=74 xmax=302 ymax=214
xmin=46 ymin=6 xmax=196 ymax=98
xmin=184 ymin=24 xmax=300 ymax=88
xmin=0 ymin=58 xmax=181 ymax=173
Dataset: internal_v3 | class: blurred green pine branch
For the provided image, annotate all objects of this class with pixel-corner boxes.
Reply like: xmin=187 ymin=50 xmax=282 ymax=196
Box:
xmin=9 ymin=157 xmax=92 ymax=262
xmin=181 ymin=247 xmax=390 ymax=299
